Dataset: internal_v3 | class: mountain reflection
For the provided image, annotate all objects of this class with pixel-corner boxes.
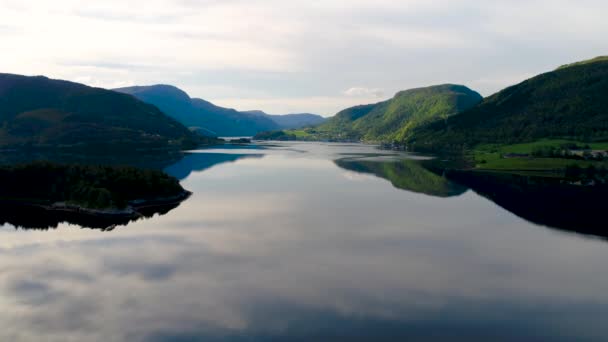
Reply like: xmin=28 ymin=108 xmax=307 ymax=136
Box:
xmin=2 ymin=143 xmax=608 ymax=341
xmin=444 ymin=170 xmax=608 ymax=239
xmin=334 ymin=158 xmax=467 ymax=197
xmin=164 ymin=152 xmax=264 ymax=180
xmin=0 ymin=148 xmax=262 ymax=231
xmin=0 ymin=150 xmax=184 ymax=170
xmin=0 ymin=145 xmax=265 ymax=174
xmin=337 ymin=157 xmax=608 ymax=239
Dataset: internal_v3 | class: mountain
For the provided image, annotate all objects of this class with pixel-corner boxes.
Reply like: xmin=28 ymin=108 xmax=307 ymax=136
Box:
xmin=114 ymin=85 xmax=278 ymax=136
xmin=409 ymin=57 xmax=608 ymax=150
xmin=115 ymin=85 xmax=324 ymax=136
xmin=337 ymin=84 xmax=482 ymax=142
xmin=0 ymin=74 xmax=205 ymax=151
xmin=266 ymin=84 xmax=481 ymax=142
xmin=243 ymin=110 xmax=326 ymax=129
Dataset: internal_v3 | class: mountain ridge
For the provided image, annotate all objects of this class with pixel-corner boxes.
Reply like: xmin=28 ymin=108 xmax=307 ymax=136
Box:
xmin=115 ymin=85 xmax=325 ymax=136
xmin=0 ymin=73 xmax=205 ymax=151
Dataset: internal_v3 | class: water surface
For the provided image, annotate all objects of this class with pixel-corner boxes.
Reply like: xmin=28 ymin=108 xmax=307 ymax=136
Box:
xmin=1 ymin=142 xmax=607 ymax=341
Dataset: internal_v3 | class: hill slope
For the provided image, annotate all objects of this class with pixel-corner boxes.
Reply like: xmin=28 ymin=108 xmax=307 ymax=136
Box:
xmin=0 ymin=74 xmax=203 ymax=151
xmin=289 ymin=84 xmax=481 ymax=142
xmin=115 ymin=85 xmax=324 ymax=136
xmin=557 ymin=56 xmax=608 ymax=70
xmin=410 ymin=57 xmax=608 ymax=150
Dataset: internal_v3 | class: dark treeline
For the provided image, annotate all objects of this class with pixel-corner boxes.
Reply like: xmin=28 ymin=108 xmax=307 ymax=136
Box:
xmin=0 ymin=162 xmax=185 ymax=209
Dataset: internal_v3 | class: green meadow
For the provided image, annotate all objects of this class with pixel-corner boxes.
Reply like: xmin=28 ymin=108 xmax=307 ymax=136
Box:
xmin=472 ymin=139 xmax=608 ymax=172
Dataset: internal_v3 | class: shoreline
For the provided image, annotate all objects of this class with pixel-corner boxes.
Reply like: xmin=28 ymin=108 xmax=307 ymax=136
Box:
xmin=0 ymin=191 xmax=192 ymax=220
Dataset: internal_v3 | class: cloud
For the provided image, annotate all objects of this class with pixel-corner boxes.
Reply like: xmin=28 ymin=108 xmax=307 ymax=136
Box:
xmin=343 ymin=87 xmax=385 ymax=98
xmin=8 ymin=279 xmax=61 ymax=305
xmin=0 ymin=0 xmax=607 ymax=115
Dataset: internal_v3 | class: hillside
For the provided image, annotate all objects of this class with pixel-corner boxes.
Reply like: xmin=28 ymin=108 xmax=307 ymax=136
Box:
xmin=256 ymin=84 xmax=481 ymax=142
xmin=410 ymin=57 xmax=608 ymax=150
xmin=0 ymin=74 xmax=206 ymax=151
xmin=115 ymin=85 xmax=324 ymax=136
xmin=557 ymin=56 xmax=608 ymax=70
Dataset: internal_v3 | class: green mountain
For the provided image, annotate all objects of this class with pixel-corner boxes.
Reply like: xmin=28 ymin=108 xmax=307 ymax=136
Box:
xmin=0 ymin=74 xmax=207 ymax=151
xmin=314 ymin=84 xmax=482 ymax=142
xmin=410 ymin=57 xmax=608 ymax=150
xmin=115 ymin=85 xmax=324 ymax=136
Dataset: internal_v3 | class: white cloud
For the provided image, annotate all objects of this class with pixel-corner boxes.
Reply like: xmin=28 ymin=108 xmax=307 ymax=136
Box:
xmin=343 ymin=87 xmax=385 ymax=98
xmin=0 ymin=0 xmax=607 ymax=115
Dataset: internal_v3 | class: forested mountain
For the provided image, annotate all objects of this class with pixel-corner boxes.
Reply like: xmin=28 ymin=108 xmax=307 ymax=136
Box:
xmin=256 ymin=84 xmax=481 ymax=142
xmin=409 ymin=57 xmax=608 ymax=150
xmin=115 ymin=85 xmax=324 ymax=136
xmin=0 ymin=74 xmax=205 ymax=151
xmin=323 ymin=84 xmax=482 ymax=142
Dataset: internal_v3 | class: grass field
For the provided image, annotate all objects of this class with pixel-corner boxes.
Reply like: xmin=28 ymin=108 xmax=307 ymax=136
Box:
xmin=472 ymin=139 xmax=608 ymax=172
xmin=291 ymin=129 xmax=314 ymax=139
xmin=477 ymin=139 xmax=608 ymax=154
xmin=285 ymin=128 xmax=351 ymax=141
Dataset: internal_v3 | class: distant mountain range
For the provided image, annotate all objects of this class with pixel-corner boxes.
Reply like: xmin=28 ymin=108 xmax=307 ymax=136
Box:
xmin=410 ymin=56 xmax=608 ymax=150
xmin=1 ymin=56 xmax=606 ymax=157
xmin=114 ymin=85 xmax=325 ymax=136
xmin=0 ymin=74 xmax=205 ymax=151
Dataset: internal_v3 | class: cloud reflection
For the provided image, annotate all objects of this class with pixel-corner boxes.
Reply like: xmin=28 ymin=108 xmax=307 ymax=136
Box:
xmin=0 ymin=143 xmax=607 ymax=341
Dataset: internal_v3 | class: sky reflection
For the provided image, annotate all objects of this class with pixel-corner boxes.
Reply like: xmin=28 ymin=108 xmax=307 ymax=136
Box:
xmin=0 ymin=143 xmax=607 ymax=341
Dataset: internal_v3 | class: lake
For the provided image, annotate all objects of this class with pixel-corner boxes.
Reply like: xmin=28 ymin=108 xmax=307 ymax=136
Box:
xmin=1 ymin=142 xmax=607 ymax=341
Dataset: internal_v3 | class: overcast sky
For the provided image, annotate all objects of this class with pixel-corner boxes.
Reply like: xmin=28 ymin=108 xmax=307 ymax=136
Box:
xmin=0 ymin=0 xmax=606 ymax=116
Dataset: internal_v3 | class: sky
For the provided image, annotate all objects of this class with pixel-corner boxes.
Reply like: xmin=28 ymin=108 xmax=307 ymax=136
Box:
xmin=0 ymin=0 xmax=606 ymax=116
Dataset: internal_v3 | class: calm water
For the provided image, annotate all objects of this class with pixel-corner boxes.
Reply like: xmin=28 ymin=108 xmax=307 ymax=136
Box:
xmin=1 ymin=142 xmax=608 ymax=341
